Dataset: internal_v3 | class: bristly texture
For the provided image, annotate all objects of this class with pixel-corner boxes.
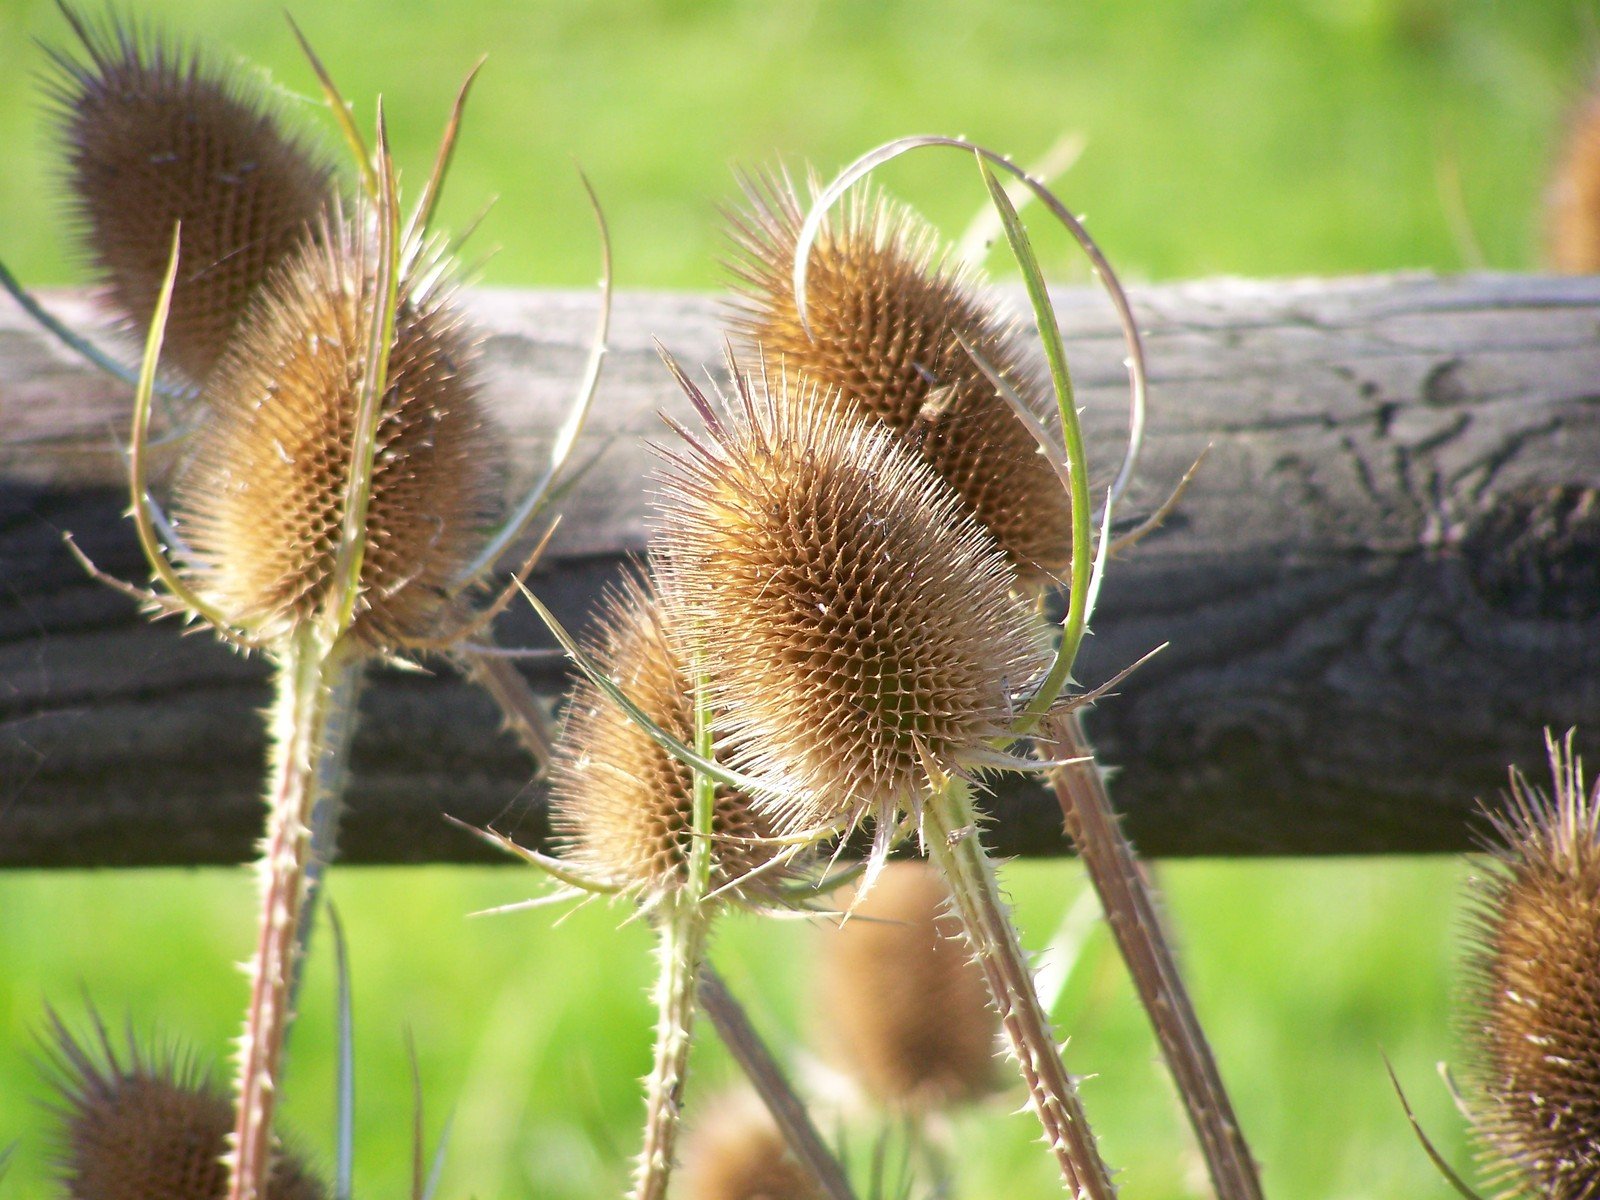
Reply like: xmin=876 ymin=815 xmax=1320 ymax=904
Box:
xmin=549 ymin=570 xmax=794 ymax=908
xmin=655 ymin=367 xmax=1047 ymax=841
xmin=44 ymin=6 xmax=334 ymax=384
xmin=40 ymin=1012 xmax=325 ymax=1200
xmin=1548 ymin=88 xmax=1600 ymax=273
xmin=726 ymin=172 xmax=1073 ymax=588
xmin=819 ymin=861 xmax=1000 ymax=1111
xmin=172 ymin=210 xmax=502 ymax=652
xmin=678 ymin=1090 xmax=826 ymax=1200
xmin=1464 ymin=732 xmax=1600 ymax=1198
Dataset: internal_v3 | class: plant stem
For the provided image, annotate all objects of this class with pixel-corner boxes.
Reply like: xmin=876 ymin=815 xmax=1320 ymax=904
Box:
xmin=923 ymin=777 xmax=1117 ymax=1198
xmin=229 ymin=626 xmax=353 ymax=1200
xmin=1046 ymin=711 xmax=1262 ymax=1200
xmin=700 ymin=964 xmax=858 ymax=1200
xmin=632 ymin=895 xmax=710 ymax=1200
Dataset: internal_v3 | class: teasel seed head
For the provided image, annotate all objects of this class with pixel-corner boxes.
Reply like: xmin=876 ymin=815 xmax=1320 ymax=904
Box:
xmin=726 ymin=172 xmax=1074 ymax=587
xmin=41 ymin=1011 xmax=325 ymax=1200
xmin=818 ymin=860 xmax=1000 ymax=1111
xmin=1548 ymin=85 xmax=1600 ymax=274
xmin=548 ymin=569 xmax=797 ymax=909
xmin=1463 ymin=731 xmax=1600 ymax=1198
xmin=678 ymin=1089 xmax=826 ymax=1200
xmin=44 ymin=6 xmax=334 ymax=385
xmin=655 ymin=364 xmax=1048 ymax=843
xmin=171 ymin=208 xmax=502 ymax=653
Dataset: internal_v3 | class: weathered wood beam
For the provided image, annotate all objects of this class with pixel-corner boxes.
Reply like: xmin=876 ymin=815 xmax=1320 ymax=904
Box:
xmin=2 ymin=275 xmax=1597 ymax=866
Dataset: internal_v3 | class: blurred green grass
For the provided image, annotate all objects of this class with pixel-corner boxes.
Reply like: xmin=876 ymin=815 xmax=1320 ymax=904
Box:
xmin=0 ymin=0 xmax=1589 ymax=1195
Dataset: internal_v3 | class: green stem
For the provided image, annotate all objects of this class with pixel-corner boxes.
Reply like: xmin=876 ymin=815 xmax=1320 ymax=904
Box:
xmin=631 ymin=895 xmax=710 ymax=1200
xmin=923 ymin=778 xmax=1116 ymax=1199
xmin=228 ymin=627 xmax=353 ymax=1200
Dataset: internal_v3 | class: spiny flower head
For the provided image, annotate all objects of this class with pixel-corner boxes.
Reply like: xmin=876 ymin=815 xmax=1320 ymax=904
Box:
xmin=818 ymin=860 xmax=1000 ymax=1111
xmin=41 ymin=1012 xmax=325 ymax=1200
xmin=548 ymin=570 xmax=798 ymax=910
xmin=45 ymin=6 xmax=334 ymax=384
xmin=172 ymin=209 xmax=502 ymax=653
xmin=1463 ymin=732 xmax=1600 ymax=1198
xmin=726 ymin=172 xmax=1073 ymax=587
xmin=655 ymin=364 xmax=1048 ymax=842
xmin=678 ymin=1089 xmax=826 ymax=1200
xmin=1548 ymin=86 xmax=1600 ymax=274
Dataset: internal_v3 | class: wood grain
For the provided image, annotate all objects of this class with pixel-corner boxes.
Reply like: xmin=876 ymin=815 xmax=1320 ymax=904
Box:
xmin=3 ymin=275 xmax=1597 ymax=865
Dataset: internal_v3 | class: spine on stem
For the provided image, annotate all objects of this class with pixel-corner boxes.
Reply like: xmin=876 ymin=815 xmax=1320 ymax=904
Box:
xmin=923 ymin=778 xmax=1117 ymax=1199
xmin=1048 ymin=711 xmax=1261 ymax=1200
xmin=229 ymin=627 xmax=354 ymax=1200
xmin=632 ymin=895 xmax=712 ymax=1200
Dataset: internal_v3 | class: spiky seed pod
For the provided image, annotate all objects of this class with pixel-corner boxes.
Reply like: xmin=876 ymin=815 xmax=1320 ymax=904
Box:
xmin=1463 ymin=734 xmax=1600 ymax=1198
xmin=44 ymin=8 xmax=334 ymax=384
xmin=549 ymin=570 xmax=792 ymax=908
xmin=655 ymin=368 xmax=1047 ymax=839
xmin=725 ymin=173 xmax=1074 ymax=587
xmin=819 ymin=861 xmax=1000 ymax=1111
xmin=1548 ymin=88 xmax=1600 ymax=273
xmin=172 ymin=210 xmax=502 ymax=653
xmin=41 ymin=1014 xmax=325 ymax=1200
xmin=678 ymin=1090 xmax=826 ymax=1200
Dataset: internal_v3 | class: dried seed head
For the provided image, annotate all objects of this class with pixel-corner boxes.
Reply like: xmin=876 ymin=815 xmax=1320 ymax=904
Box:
xmin=726 ymin=173 xmax=1073 ymax=587
xmin=1463 ymin=733 xmax=1600 ymax=1198
xmin=549 ymin=570 xmax=793 ymax=907
xmin=172 ymin=211 xmax=502 ymax=652
xmin=678 ymin=1090 xmax=825 ymax=1200
xmin=45 ymin=8 xmax=334 ymax=384
xmin=41 ymin=1013 xmax=324 ymax=1200
xmin=818 ymin=861 xmax=1000 ymax=1111
xmin=656 ymin=367 xmax=1047 ymax=838
xmin=1548 ymin=88 xmax=1600 ymax=273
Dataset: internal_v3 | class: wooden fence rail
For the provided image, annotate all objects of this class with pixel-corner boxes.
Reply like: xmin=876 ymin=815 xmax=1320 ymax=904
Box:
xmin=2 ymin=274 xmax=1597 ymax=866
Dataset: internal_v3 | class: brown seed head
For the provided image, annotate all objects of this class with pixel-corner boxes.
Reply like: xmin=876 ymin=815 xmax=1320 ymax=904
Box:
xmin=678 ymin=1089 xmax=826 ymax=1200
xmin=45 ymin=7 xmax=334 ymax=384
xmin=1548 ymin=87 xmax=1600 ymax=273
xmin=1463 ymin=733 xmax=1600 ymax=1198
xmin=549 ymin=570 xmax=793 ymax=907
xmin=655 ymin=366 xmax=1047 ymax=838
xmin=172 ymin=211 xmax=502 ymax=652
xmin=818 ymin=860 xmax=1000 ymax=1111
xmin=42 ymin=1013 xmax=325 ymax=1200
xmin=726 ymin=172 xmax=1073 ymax=587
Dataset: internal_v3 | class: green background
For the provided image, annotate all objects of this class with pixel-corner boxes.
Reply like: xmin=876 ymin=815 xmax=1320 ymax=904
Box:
xmin=0 ymin=0 xmax=1589 ymax=1196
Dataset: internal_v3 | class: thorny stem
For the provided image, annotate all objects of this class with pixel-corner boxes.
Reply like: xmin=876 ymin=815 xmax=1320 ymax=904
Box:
xmin=922 ymin=776 xmax=1116 ymax=1199
xmin=632 ymin=894 xmax=711 ymax=1200
xmin=229 ymin=627 xmax=354 ymax=1200
xmin=700 ymin=965 xmax=858 ymax=1200
xmin=455 ymin=650 xmax=555 ymax=773
xmin=1046 ymin=711 xmax=1261 ymax=1200
xmin=630 ymin=674 xmax=717 ymax=1200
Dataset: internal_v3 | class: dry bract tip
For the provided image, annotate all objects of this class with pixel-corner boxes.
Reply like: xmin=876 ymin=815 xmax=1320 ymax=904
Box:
xmin=819 ymin=860 xmax=1000 ymax=1112
xmin=547 ymin=569 xmax=797 ymax=909
xmin=678 ymin=1089 xmax=827 ymax=1200
xmin=1463 ymin=731 xmax=1600 ymax=1199
xmin=726 ymin=170 xmax=1074 ymax=587
xmin=40 ymin=1011 xmax=326 ymax=1200
xmin=171 ymin=208 xmax=503 ymax=653
xmin=655 ymin=363 xmax=1047 ymax=844
xmin=45 ymin=4 xmax=334 ymax=384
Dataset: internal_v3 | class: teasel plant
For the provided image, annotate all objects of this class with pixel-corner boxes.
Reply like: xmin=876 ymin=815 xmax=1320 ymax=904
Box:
xmin=43 ymin=25 xmax=609 ymax=1200
xmin=1432 ymin=729 xmax=1600 ymax=1200
xmin=679 ymin=1087 xmax=828 ymax=1200
xmin=39 ymin=1008 xmax=328 ymax=1200
xmin=473 ymin=570 xmax=857 ymax=1200
xmin=816 ymin=860 xmax=1002 ymax=1197
xmin=713 ymin=136 xmax=1256 ymax=1199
